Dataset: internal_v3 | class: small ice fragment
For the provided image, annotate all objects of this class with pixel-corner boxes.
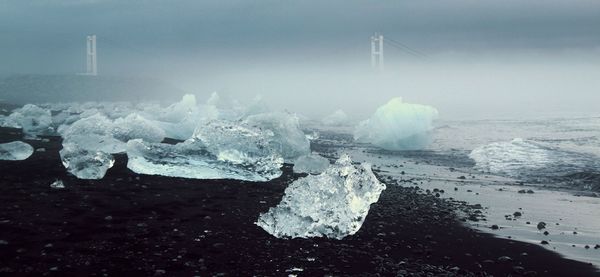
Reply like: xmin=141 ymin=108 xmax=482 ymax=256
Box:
xmin=292 ymin=154 xmax=330 ymax=174
xmin=0 ymin=141 xmax=34 ymax=160
xmin=50 ymin=180 xmax=65 ymax=189
xmin=256 ymin=154 xmax=386 ymax=239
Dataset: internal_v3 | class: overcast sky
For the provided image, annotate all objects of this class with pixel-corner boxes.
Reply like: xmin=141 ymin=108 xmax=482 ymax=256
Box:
xmin=1 ymin=0 xmax=599 ymax=119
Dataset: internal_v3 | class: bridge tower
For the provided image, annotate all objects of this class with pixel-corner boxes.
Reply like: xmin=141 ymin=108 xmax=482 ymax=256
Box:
xmin=85 ymin=35 xmax=97 ymax=76
xmin=371 ymin=33 xmax=384 ymax=71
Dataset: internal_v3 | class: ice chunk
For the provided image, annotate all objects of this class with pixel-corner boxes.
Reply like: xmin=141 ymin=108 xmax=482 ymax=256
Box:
xmin=60 ymin=143 xmax=115 ymax=179
xmin=0 ymin=141 xmax=34 ymax=160
xmin=50 ymin=180 xmax=65 ymax=189
xmin=322 ymin=109 xmax=350 ymax=126
xmin=292 ymin=154 xmax=330 ymax=174
xmin=127 ymin=137 xmax=283 ymax=181
xmin=158 ymin=94 xmax=198 ymax=122
xmin=354 ymin=98 xmax=438 ymax=150
xmin=243 ymin=112 xmax=310 ymax=160
xmin=113 ymin=113 xmax=165 ymax=143
xmin=256 ymin=154 xmax=386 ymax=239
xmin=152 ymin=94 xmax=218 ymax=140
xmin=127 ymin=119 xmax=285 ymax=181
xmin=0 ymin=104 xmax=54 ymax=138
xmin=60 ymin=113 xmax=165 ymax=153
xmin=59 ymin=113 xmax=125 ymax=153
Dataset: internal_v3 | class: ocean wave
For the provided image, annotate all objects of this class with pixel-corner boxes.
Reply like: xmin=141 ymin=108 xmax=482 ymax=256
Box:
xmin=469 ymin=138 xmax=600 ymax=184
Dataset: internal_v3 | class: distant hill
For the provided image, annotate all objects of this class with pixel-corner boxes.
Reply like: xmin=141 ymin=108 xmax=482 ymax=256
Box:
xmin=0 ymin=74 xmax=187 ymax=105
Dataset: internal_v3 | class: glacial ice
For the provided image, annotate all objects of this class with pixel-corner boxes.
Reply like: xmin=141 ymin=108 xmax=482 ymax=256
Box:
xmin=256 ymin=154 xmax=386 ymax=239
xmin=127 ymin=120 xmax=286 ymax=181
xmin=354 ymin=97 xmax=438 ymax=150
xmin=3 ymin=94 xmax=317 ymax=180
xmin=0 ymin=141 xmax=34 ymax=161
xmin=322 ymin=109 xmax=350 ymax=126
xmin=158 ymin=94 xmax=199 ymax=122
xmin=50 ymin=180 xmax=65 ymax=189
xmin=112 ymin=113 xmax=165 ymax=143
xmin=292 ymin=154 xmax=330 ymax=174
xmin=152 ymin=94 xmax=218 ymax=140
xmin=0 ymin=104 xmax=54 ymax=138
xmin=127 ymin=137 xmax=283 ymax=181
xmin=59 ymin=113 xmax=126 ymax=153
xmin=60 ymin=112 xmax=165 ymax=154
xmin=60 ymin=143 xmax=115 ymax=179
xmin=244 ymin=112 xmax=310 ymax=160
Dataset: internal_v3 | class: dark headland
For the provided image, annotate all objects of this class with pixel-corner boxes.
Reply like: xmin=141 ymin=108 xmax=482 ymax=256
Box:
xmin=0 ymin=126 xmax=598 ymax=277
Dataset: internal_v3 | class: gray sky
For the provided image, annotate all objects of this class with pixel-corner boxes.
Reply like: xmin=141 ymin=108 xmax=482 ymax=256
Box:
xmin=1 ymin=0 xmax=599 ymax=119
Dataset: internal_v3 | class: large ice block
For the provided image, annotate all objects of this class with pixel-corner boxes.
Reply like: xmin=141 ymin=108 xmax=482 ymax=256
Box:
xmin=256 ymin=154 xmax=386 ymax=239
xmin=354 ymin=97 xmax=438 ymax=150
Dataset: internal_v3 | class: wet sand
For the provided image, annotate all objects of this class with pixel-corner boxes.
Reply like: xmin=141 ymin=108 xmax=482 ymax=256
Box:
xmin=0 ymin=128 xmax=599 ymax=276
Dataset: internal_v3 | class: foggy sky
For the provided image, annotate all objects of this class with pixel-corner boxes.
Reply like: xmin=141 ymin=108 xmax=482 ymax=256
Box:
xmin=1 ymin=0 xmax=599 ymax=119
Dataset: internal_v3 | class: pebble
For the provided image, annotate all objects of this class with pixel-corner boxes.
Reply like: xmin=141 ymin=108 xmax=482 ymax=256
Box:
xmin=537 ymin=222 xmax=546 ymax=230
xmin=497 ymin=256 xmax=512 ymax=262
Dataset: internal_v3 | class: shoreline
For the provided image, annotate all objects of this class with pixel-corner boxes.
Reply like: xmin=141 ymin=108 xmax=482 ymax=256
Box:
xmin=1 ymin=131 xmax=598 ymax=276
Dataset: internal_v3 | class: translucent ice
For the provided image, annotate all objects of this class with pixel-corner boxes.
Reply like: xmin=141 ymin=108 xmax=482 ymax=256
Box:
xmin=152 ymin=94 xmax=218 ymax=140
xmin=50 ymin=180 xmax=65 ymax=189
xmin=0 ymin=104 xmax=54 ymax=138
xmin=354 ymin=98 xmax=438 ymax=150
xmin=158 ymin=94 xmax=198 ymax=122
xmin=292 ymin=154 xmax=330 ymax=174
xmin=256 ymin=154 xmax=386 ymax=239
xmin=127 ymin=137 xmax=283 ymax=181
xmin=112 ymin=113 xmax=165 ymax=143
xmin=0 ymin=141 xmax=34 ymax=161
xmin=60 ymin=113 xmax=165 ymax=154
xmin=60 ymin=143 xmax=115 ymax=179
xmin=59 ymin=113 xmax=125 ymax=153
xmin=244 ymin=112 xmax=310 ymax=160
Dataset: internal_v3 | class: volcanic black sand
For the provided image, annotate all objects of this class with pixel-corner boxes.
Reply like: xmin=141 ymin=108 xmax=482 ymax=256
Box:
xmin=0 ymin=127 xmax=599 ymax=276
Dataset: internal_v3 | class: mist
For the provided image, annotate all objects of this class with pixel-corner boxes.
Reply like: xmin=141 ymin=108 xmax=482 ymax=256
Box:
xmin=1 ymin=0 xmax=600 ymax=120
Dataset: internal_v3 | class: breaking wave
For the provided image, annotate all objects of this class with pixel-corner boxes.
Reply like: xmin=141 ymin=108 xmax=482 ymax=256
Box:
xmin=469 ymin=138 xmax=600 ymax=188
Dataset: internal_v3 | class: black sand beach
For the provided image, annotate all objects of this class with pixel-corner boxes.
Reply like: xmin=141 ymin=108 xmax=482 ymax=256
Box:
xmin=0 ymin=127 xmax=598 ymax=276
